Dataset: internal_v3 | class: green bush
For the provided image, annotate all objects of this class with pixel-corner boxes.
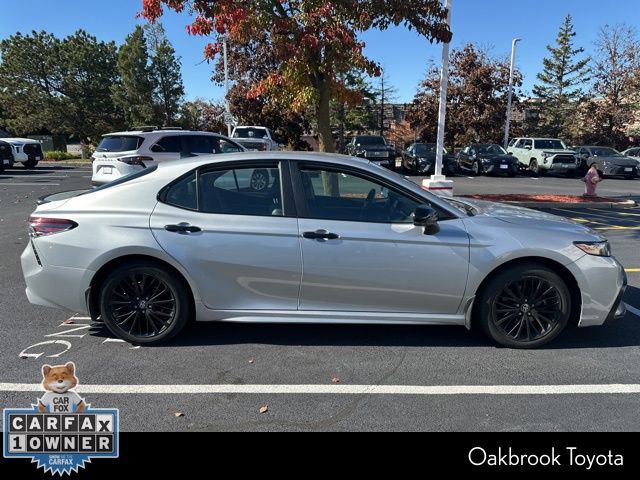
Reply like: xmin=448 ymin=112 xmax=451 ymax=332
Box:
xmin=44 ymin=150 xmax=82 ymax=161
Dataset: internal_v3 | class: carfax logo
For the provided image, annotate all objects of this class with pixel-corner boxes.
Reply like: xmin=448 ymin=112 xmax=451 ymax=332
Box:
xmin=3 ymin=362 xmax=119 ymax=475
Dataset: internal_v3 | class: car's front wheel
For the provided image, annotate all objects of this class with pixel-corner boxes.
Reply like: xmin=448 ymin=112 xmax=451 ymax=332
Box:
xmin=477 ymin=263 xmax=571 ymax=348
xmin=99 ymin=262 xmax=190 ymax=345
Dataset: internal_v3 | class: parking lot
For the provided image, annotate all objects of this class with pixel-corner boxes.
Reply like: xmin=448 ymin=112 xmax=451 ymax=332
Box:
xmin=1 ymin=164 xmax=639 ymax=431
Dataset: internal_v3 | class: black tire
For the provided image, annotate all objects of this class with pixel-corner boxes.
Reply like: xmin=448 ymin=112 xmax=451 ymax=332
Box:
xmin=477 ymin=263 xmax=571 ymax=349
xmin=250 ymin=169 xmax=269 ymax=191
xmin=530 ymin=159 xmax=545 ymax=176
xmin=471 ymin=160 xmax=481 ymax=176
xmin=23 ymin=159 xmax=38 ymax=169
xmin=99 ymin=262 xmax=190 ymax=345
xmin=625 ymin=175 xmax=635 ymax=180
xmin=565 ymin=170 xmax=575 ymax=178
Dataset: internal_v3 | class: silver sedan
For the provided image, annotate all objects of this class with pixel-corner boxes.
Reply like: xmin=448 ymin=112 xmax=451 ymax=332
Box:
xmin=21 ymin=152 xmax=627 ymax=348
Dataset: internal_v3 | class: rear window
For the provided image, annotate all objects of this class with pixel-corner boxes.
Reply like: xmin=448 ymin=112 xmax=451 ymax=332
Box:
xmin=96 ymin=136 xmax=143 ymax=153
xmin=233 ymin=128 xmax=268 ymax=139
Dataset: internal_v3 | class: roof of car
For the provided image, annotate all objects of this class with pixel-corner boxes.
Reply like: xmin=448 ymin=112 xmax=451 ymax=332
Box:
xmin=103 ymin=130 xmax=227 ymax=137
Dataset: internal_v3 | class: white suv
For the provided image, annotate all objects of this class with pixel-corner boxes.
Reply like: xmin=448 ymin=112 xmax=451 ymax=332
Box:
xmin=1 ymin=137 xmax=44 ymax=169
xmin=91 ymin=128 xmax=245 ymax=185
xmin=507 ymin=137 xmax=578 ymax=176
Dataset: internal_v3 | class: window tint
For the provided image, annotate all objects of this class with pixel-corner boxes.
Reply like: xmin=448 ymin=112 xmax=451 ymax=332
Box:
xmin=299 ymin=167 xmax=419 ymax=223
xmin=152 ymin=136 xmax=183 ymax=153
xmin=217 ymin=138 xmax=243 ymax=153
xmin=96 ymin=136 xmax=143 ymax=152
xmin=199 ymin=165 xmax=282 ymax=216
xmin=185 ymin=136 xmax=215 ymax=154
xmin=163 ymin=172 xmax=197 ymax=210
xmin=523 ymin=139 xmax=532 ymax=148
xmin=534 ymin=139 xmax=564 ymax=149
xmin=508 ymin=138 xmax=517 ymax=147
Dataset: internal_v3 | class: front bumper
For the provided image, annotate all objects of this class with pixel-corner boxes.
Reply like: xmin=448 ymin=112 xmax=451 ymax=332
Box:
xmin=484 ymin=163 xmax=518 ymax=175
xmin=545 ymin=161 xmax=578 ymax=172
xmin=603 ymin=165 xmax=637 ymax=177
xmin=566 ymin=254 xmax=627 ymax=327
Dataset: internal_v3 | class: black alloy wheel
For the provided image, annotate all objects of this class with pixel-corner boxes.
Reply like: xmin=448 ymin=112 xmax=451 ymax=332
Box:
xmin=478 ymin=263 xmax=571 ymax=348
xmin=100 ymin=263 xmax=190 ymax=344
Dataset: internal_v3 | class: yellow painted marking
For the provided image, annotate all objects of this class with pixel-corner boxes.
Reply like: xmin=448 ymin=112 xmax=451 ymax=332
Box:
xmin=593 ymin=226 xmax=640 ymax=231
xmin=614 ymin=212 xmax=640 ymax=217
xmin=625 ymin=268 xmax=640 ymax=273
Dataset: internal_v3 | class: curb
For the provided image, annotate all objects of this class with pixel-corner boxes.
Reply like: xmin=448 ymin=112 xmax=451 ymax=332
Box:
xmin=491 ymin=200 xmax=638 ymax=209
xmin=39 ymin=161 xmax=90 ymax=167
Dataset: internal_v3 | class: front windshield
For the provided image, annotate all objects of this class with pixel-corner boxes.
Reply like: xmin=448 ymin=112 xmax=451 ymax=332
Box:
xmin=357 ymin=136 xmax=386 ymax=146
xmin=534 ymin=139 xmax=565 ymax=150
xmin=477 ymin=144 xmax=507 ymax=155
xmin=233 ymin=127 xmax=267 ymax=139
xmin=414 ymin=144 xmax=436 ymax=155
xmin=591 ymin=147 xmax=621 ymax=157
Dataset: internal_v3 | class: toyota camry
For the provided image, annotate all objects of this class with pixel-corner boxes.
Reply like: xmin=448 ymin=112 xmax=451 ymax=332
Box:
xmin=22 ymin=152 xmax=627 ymax=348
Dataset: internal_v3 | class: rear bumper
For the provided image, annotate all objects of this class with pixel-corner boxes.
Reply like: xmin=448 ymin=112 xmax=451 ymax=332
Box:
xmin=21 ymin=241 xmax=92 ymax=313
xmin=91 ymin=161 xmax=140 ymax=185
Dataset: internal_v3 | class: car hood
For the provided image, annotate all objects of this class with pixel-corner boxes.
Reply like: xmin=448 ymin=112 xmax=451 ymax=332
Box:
xmin=359 ymin=145 xmax=390 ymax=151
xmin=417 ymin=153 xmax=455 ymax=162
xmin=453 ymin=198 xmax=602 ymax=238
xmin=594 ymin=156 xmax=637 ymax=166
xmin=541 ymin=149 xmax=575 ymax=155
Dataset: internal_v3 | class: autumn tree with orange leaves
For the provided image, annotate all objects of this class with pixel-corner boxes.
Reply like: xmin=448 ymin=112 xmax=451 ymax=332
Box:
xmin=140 ymin=0 xmax=451 ymax=154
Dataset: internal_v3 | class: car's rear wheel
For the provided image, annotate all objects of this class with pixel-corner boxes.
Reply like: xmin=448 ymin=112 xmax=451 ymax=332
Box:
xmin=23 ymin=159 xmax=37 ymax=169
xmin=477 ymin=263 xmax=571 ymax=348
xmin=99 ymin=263 xmax=190 ymax=345
xmin=472 ymin=161 xmax=481 ymax=176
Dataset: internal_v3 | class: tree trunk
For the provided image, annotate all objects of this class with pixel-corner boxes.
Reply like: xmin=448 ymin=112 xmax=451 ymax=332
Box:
xmin=316 ymin=79 xmax=339 ymax=196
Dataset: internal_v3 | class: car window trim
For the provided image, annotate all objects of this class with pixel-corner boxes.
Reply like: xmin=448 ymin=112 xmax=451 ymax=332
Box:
xmin=289 ymin=160 xmax=456 ymax=224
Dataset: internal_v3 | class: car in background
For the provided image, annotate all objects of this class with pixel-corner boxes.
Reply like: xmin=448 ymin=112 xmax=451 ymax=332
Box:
xmin=401 ymin=142 xmax=457 ymax=175
xmin=0 ymin=139 xmax=15 ymax=172
xmin=573 ymin=146 xmax=638 ymax=179
xmin=23 ymin=151 xmax=626 ymax=348
xmin=91 ymin=128 xmax=244 ymax=185
xmin=0 ymin=137 xmax=43 ymax=169
xmin=621 ymin=147 xmax=640 ymax=168
xmin=231 ymin=126 xmax=281 ymax=151
xmin=346 ymin=135 xmax=396 ymax=170
xmin=507 ymin=137 xmax=578 ymax=176
xmin=457 ymin=144 xmax=519 ymax=176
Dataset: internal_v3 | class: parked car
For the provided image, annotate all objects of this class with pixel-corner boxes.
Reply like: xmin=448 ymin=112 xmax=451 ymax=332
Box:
xmin=457 ymin=144 xmax=519 ymax=176
xmin=91 ymin=128 xmax=244 ymax=185
xmin=621 ymin=147 xmax=640 ymax=167
xmin=0 ymin=137 xmax=43 ymax=169
xmin=231 ymin=126 xmax=281 ymax=151
xmin=507 ymin=137 xmax=578 ymax=176
xmin=0 ymin=139 xmax=15 ymax=172
xmin=346 ymin=135 xmax=396 ymax=170
xmin=24 ymin=152 xmax=626 ymax=348
xmin=573 ymin=146 xmax=638 ymax=179
xmin=401 ymin=142 xmax=457 ymax=175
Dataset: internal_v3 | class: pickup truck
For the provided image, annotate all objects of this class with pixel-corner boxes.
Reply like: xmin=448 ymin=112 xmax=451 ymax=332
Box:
xmin=0 ymin=137 xmax=44 ymax=169
xmin=231 ymin=126 xmax=281 ymax=151
xmin=345 ymin=135 xmax=396 ymax=170
xmin=507 ymin=137 xmax=578 ymax=176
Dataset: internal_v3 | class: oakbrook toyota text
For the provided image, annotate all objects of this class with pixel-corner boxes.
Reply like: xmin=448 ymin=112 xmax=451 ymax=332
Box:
xmin=468 ymin=446 xmax=624 ymax=470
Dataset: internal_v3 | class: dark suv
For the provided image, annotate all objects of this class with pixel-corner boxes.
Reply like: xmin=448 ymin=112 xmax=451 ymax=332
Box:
xmin=0 ymin=140 xmax=14 ymax=172
xmin=346 ymin=135 xmax=396 ymax=170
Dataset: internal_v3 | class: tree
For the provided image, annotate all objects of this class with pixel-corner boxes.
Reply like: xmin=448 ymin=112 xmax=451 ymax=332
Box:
xmin=113 ymin=26 xmax=156 ymax=127
xmin=178 ymin=98 xmax=226 ymax=133
xmin=532 ymin=14 xmax=590 ymax=141
xmin=373 ymin=67 xmax=399 ymax=136
xmin=407 ymin=44 xmax=523 ymax=149
xmin=0 ymin=30 xmax=122 ymax=147
xmin=331 ymin=71 xmax=378 ymax=151
xmin=228 ymin=82 xmax=311 ymax=150
xmin=145 ymin=23 xmax=185 ymax=125
xmin=141 ymin=0 xmax=451 ymax=156
xmin=579 ymin=25 xmax=639 ymax=148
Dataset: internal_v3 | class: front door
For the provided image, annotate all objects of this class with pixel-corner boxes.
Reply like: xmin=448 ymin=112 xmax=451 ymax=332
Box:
xmin=150 ymin=161 xmax=302 ymax=311
xmin=293 ymin=164 xmax=470 ymax=314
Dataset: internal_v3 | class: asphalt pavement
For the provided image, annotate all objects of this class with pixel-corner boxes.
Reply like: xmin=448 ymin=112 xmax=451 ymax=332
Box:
xmin=0 ymin=163 xmax=639 ymax=431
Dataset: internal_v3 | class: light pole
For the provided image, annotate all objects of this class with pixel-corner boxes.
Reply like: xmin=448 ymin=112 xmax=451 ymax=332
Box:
xmin=221 ymin=35 xmax=232 ymax=137
xmin=423 ymin=0 xmax=454 ymax=196
xmin=503 ymin=38 xmax=521 ymax=149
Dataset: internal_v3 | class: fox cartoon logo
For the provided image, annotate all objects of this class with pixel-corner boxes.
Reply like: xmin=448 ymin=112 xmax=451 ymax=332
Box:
xmin=38 ymin=362 xmax=86 ymax=413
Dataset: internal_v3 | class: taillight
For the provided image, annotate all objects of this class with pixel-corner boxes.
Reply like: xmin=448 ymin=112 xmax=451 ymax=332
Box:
xmin=118 ymin=155 xmax=152 ymax=166
xmin=29 ymin=216 xmax=78 ymax=237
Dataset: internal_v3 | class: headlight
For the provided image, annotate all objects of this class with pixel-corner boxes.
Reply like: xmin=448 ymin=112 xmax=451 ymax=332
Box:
xmin=542 ymin=152 xmax=550 ymax=158
xmin=574 ymin=241 xmax=611 ymax=257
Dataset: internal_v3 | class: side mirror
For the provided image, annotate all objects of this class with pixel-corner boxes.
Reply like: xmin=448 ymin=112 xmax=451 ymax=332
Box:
xmin=413 ymin=204 xmax=440 ymax=235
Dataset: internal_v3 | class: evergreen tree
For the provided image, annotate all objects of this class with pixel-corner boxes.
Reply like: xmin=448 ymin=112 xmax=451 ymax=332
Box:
xmin=532 ymin=14 xmax=590 ymax=140
xmin=145 ymin=23 xmax=185 ymax=126
xmin=113 ymin=26 xmax=155 ymax=127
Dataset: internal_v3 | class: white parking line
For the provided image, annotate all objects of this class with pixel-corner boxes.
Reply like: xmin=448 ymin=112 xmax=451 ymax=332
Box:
xmin=0 ymin=182 xmax=61 ymax=186
xmin=625 ymin=303 xmax=640 ymax=318
xmin=1 ymin=383 xmax=640 ymax=395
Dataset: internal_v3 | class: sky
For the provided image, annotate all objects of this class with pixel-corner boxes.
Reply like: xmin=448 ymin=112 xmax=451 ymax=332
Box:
xmin=1 ymin=0 xmax=638 ymax=103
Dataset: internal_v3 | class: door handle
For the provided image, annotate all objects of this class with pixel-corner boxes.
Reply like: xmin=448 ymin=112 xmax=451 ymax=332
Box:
xmin=164 ymin=223 xmax=202 ymax=233
xmin=303 ymin=229 xmax=340 ymax=240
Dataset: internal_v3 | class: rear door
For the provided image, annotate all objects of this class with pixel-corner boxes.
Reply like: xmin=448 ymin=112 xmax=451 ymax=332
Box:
xmin=148 ymin=135 xmax=183 ymax=164
xmin=150 ymin=160 xmax=302 ymax=311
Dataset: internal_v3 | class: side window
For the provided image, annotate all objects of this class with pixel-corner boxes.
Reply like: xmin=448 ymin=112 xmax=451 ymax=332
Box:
xmin=215 ymin=138 xmax=243 ymax=154
xmin=298 ymin=167 xmax=419 ymax=223
xmin=163 ymin=172 xmax=197 ymax=210
xmin=508 ymin=138 xmax=517 ymax=147
xmin=523 ymin=139 xmax=532 ymax=148
xmin=185 ymin=136 xmax=215 ymax=154
xmin=151 ymin=135 xmax=182 ymax=153
xmin=199 ymin=165 xmax=282 ymax=216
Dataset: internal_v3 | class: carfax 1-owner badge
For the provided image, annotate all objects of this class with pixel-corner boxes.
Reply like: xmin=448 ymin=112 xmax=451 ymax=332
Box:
xmin=3 ymin=362 xmax=119 ymax=475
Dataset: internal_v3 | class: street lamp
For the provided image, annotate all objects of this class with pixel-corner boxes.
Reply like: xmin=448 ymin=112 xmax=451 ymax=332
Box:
xmin=503 ymin=38 xmax=521 ymax=149
xmin=423 ymin=0 xmax=454 ymax=197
